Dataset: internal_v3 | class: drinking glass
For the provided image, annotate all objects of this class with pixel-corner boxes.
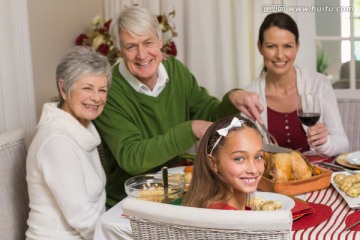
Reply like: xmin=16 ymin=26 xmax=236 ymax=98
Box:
xmin=297 ymin=94 xmax=321 ymax=155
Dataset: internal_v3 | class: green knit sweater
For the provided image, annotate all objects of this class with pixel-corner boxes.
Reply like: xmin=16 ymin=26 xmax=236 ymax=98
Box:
xmin=95 ymin=56 xmax=238 ymax=207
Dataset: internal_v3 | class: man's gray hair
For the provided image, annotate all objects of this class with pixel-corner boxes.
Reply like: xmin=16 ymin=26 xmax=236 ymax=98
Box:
xmin=110 ymin=6 xmax=162 ymax=52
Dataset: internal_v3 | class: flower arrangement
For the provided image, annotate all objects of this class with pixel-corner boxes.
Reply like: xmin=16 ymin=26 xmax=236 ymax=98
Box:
xmin=75 ymin=16 xmax=117 ymax=65
xmin=75 ymin=10 xmax=178 ymax=65
xmin=157 ymin=10 xmax=178 ymax=57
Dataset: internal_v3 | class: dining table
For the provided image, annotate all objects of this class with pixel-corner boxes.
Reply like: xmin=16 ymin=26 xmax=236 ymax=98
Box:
xmin=292 ymin=184 xmax=359 ymax=239
xmin=93 ymin=181 xmax=360 ymax=240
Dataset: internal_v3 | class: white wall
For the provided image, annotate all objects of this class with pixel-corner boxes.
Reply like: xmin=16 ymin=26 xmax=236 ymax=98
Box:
xmin=27 ymin=0 xmax=104 ymax=120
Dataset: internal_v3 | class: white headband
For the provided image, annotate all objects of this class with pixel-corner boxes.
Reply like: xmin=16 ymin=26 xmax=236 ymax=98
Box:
xmin=209 ymin=117 xmax=244 ymax=155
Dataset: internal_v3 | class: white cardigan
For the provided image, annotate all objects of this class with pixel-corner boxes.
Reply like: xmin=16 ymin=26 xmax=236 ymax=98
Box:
xmin=26 ymin=102 xmax=106 ymax=240
xmin=245 ymin=67 xmax=349 ymax=157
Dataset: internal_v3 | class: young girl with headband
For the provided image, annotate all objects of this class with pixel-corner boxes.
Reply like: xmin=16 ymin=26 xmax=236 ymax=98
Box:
xmin=183 ymin=116 xmax=264 ymax=210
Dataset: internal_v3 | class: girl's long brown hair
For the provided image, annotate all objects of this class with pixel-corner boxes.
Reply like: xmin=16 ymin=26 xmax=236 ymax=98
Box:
xmin=182 ymin=115 xmax=261 ymax=208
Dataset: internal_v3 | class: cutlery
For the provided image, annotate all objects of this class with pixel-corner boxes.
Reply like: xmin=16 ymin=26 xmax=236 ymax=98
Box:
xmin=263 ymin=143 xmax=292 ymax=154
xmin=345 ymin=219 xmax=360 ymax=231
xmin=259 ymin=123 xmax=278 ymax=145
xmin=161 ymin=166 xmax=169 ymax=201
xmin=318 ymin=162 xmax=357 ymax=175
xmin=259 ymin=123 xmax=292 ymax=154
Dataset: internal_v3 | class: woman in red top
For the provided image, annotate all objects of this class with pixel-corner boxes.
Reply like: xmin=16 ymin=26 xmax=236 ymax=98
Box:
xmin=183 ymin=116 xmax=264 ymax=210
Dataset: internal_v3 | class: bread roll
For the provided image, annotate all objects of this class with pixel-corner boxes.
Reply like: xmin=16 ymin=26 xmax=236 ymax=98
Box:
xmin=340 ymin=179 xmax=353 ymax=192
xmin=347 ymin=183 xmax=360 ymax=198
xmin=333 ymin=173 xmax=346 ymax=185
xmin=354 ymin=173 xmax=360 ymax=183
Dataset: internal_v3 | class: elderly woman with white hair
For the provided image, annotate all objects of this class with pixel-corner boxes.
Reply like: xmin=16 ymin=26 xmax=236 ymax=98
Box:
xmin=26 ymin=46 xmax=112 ymax=240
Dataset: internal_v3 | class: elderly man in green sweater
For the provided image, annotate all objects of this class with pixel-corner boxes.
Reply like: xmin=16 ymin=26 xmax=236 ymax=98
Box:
xmin=94 ymin=6 xmax=262 ymax=207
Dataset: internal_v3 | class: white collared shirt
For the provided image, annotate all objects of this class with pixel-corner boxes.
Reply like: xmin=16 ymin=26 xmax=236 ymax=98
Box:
xmin=119 ymin=59 xmax=169 ymax=97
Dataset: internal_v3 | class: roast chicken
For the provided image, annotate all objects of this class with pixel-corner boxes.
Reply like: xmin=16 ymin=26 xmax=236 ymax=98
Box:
xmin=263 ymin=151 xmax=313 ymax=183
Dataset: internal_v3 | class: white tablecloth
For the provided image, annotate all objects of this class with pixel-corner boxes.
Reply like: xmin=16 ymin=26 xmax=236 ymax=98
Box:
xmin=93 ymin=200 xmax=133 ymax=240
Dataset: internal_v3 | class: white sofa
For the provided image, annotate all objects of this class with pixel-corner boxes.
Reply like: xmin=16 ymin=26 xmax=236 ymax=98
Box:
xmin=0 ymin=129 xmax=29 ymax=240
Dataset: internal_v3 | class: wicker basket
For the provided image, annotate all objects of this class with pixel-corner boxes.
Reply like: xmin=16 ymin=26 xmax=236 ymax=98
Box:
xmin=258 ymin=165 xmax=332 ymax=196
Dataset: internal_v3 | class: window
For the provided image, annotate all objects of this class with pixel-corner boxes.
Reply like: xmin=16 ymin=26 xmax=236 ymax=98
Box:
xmin=341 ymin=0 xmax=360 ymax=61
xmin=315 ymin=0 xmax=360 ymax=90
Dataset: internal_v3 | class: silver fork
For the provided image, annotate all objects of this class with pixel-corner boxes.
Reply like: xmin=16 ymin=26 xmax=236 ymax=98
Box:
xmin=259 ymin=123 xmax=278 ymax=145
xmin=345 ymin=219 xmax=360 ymax=231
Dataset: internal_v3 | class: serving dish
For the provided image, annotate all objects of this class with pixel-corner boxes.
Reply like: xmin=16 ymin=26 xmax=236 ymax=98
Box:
xmin=258 ymin=165 xmax=332 ymax=196
xmin=124 ymin=174 xmax=185 ymax=204
xmin=331 ymin=171 xmax=360 ymax=209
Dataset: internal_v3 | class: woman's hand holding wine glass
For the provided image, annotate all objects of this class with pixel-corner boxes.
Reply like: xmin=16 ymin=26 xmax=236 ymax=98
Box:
xmin=297 ymin=94 xmax=322 ymax=155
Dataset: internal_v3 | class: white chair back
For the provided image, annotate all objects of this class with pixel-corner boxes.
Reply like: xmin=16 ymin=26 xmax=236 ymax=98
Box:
xmin=122 ymin=198 xmax=292 ymax=240
xmin=0 ymin=129 xmax=29 ymax=240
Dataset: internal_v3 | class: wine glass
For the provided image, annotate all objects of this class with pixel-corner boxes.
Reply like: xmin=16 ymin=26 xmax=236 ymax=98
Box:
xmin=297 ymin=94 xmax=321 ymax=155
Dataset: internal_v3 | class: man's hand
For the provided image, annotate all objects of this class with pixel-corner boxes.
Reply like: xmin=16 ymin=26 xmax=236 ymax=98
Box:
xmin=191 ymin=120 xmax=213 ymax=139
xmin=229 ymin=89 xmax=264 ymax=124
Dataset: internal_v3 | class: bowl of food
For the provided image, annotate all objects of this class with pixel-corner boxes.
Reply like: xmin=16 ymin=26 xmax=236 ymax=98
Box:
xmin=124 ymin=174 xmax=185 ymax=204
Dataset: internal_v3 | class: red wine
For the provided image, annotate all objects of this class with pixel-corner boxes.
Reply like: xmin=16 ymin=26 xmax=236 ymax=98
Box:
xmin=298 ymin=113 xmax=320 ymax=126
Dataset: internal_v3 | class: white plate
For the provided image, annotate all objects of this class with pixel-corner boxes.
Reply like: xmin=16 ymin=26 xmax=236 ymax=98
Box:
xmin=346 ymin=151 xmax=360 ymax=165
xmin=251 ymin=192 xmax=295 ymax=210
xmin=331 ymin=171 xmax=360 ymax=209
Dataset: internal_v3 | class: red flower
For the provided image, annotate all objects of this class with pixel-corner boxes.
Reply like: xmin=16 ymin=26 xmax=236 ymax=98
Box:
xmin=75 ymin=34 xmax=89 ymax=45
xmin=104 ymin=19 xmax=112 ymax=31
xmin=164 ymin=41 xmax=177 ymax=56
xmin=98 ymin=28 xmax=107 ymax=34
xmin=157 ymin=15 xmax=163 ymax=23
xmin=97 ymin=44 xmax=110 ymax=56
